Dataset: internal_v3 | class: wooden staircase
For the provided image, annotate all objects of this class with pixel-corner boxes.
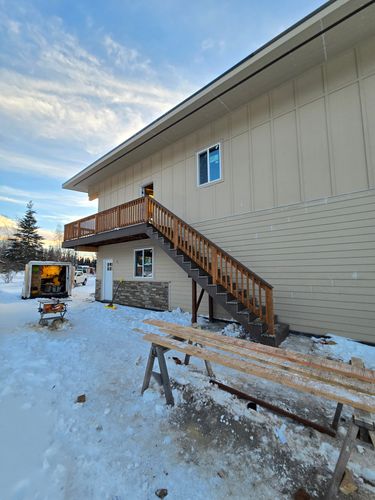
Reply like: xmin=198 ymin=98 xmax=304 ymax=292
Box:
xmin=145 ymin=197 xmax=289 ymax=346
xmin=63 ymin=195 xmax=289 ymax=346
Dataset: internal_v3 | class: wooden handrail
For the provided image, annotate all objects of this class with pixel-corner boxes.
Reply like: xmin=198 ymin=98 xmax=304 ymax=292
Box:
xmin=146 ymin=197 xmax=275 ymax=335
xmin=63 ymin=196 xmax=275 ymax=334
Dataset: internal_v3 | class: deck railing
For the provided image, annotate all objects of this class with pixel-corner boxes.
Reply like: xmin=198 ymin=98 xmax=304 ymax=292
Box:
xmin=63 ymin=197 xmax=146 ymax=241
xmin=64 ymin=196 xmax=275 ymax=334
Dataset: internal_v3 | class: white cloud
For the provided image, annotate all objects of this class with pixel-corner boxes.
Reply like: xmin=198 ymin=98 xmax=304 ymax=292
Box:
xmin=0 ymin=195 xmax=26 ymax=205
xmin=0 ymin=10 xmax=194 ymax=165
xmin=7 ymin=19 xmax=20 ymax=34
xmin=103 ymin=35 xmax=151 ymax=73
xmin=0 ymin=4 xmax=196 ymax=235
xmin=0 ymin=185 xmax=96 ymax=211
xmin=201 ymin=38 xmax=226 ymax=52
xmin=0 ymin=148 xmax=80 ymax=179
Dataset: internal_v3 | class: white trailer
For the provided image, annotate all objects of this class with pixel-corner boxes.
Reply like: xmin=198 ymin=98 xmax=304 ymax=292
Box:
xmin=22 ymin=261 xmax=74 ymax=299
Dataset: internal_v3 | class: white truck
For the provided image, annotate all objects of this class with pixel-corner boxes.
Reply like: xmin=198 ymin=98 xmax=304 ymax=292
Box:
xmin=74 ymin=270 xmax=87 ymax=286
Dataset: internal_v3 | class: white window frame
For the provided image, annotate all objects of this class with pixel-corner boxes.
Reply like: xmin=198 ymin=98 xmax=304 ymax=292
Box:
xmin=134 ymin=247 xmax=154 ymax=279
xmin=196 ymin=143 xmax=222 ymax=187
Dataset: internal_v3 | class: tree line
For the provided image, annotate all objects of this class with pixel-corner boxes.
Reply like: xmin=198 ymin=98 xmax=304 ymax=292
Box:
xmin=0 ymin=201 xmax=96 ymax=276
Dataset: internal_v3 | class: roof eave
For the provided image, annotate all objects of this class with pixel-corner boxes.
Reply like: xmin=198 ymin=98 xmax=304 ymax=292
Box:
xmin=63 ymin=0 xmax=370 ymax=193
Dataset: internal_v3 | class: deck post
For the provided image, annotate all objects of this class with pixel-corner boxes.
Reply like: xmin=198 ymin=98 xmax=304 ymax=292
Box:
xmin=265 ymin=288 xmax=275 ymax=335
xmin=192 ymin=279 xmax=197 ymax=324
xmin=208 ymin=295 xmax=214 ymax=322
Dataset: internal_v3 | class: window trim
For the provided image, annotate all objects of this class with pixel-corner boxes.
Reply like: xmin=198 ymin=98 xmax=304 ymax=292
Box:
xmin=196 ymin=143 xmax=222 ymax=187
xmin=133 ymin=247 xmax=154 ymax=279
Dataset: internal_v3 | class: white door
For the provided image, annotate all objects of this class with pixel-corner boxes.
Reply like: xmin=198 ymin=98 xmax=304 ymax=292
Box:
xmin=102 ymin=259 xmax=113 ymax=301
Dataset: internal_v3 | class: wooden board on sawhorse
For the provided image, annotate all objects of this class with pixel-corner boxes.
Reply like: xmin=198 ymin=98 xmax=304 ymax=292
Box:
xmin=138 ymin=321 xmax=375 ymax=499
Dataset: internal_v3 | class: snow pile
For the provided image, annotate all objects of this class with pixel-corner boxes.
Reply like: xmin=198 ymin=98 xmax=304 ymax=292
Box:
xmin=220 ymin=322 xmax=243 ymax=338
xmin=313 ymin=334 xmax=375 ymax=369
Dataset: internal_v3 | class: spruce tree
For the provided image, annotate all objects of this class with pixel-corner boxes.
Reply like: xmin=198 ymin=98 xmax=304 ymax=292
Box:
xmin=5 ymin=201 xmax=44 ymax=270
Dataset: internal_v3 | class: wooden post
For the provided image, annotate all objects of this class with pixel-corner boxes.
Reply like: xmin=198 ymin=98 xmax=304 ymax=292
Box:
xmin=143 ymin=196 xmax=148 ymax=223
xmin=117 ymin=206 xmax=121 ymax=228
xmin=209 ymin=295 xmax=214 ymax=322
xmin=173 ymin=218 xmax=178 ymax=249
xmin=266 ymin=288 xmax=275 ymax=335
xmin=192 ymin=279 xmax=197 ymax=324
xmin=211 ymin=248 xmax=217 ymax=283
xmin=94 ymin=214 xmax=98 ymax=234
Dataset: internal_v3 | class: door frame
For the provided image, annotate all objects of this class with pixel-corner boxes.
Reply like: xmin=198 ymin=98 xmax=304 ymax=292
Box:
xmin=140 ymin=181 xmax=154 ymax=197
xmin=102 ymin=258 xmax=113 ymax=302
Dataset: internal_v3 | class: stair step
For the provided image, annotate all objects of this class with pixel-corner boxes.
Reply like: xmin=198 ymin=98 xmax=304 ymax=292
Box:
xmin=226 ymin=300 xmax=245 ymax=311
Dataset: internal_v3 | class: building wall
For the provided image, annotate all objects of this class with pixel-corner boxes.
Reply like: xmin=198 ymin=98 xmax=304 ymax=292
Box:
xmin=96 ymin=34 xmax=375 ymax=223
xmin=94 ymin=33 xmax=375 ymax=343
xmin=96 ymin=239 xmax=217 ymax=317
xmin=194 ymin=189 xmax=375 ymax=343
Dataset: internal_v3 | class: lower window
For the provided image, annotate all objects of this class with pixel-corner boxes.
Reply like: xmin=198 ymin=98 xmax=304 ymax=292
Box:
xmin=134 ymin=248 xmax=153 ymax=278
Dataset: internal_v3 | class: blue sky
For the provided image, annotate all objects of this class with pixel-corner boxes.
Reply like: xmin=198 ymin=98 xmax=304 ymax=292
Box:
xmin=0 ymin=0 xmax=326 ymax=237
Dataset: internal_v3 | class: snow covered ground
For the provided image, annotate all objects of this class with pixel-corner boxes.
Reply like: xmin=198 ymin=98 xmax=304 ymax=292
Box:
xmin=0 ymin=274 xmax=374 ymax=499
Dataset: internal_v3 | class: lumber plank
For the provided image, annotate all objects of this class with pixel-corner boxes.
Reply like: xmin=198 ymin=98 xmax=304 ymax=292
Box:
xmin=142 ymin=333 xmax=375 ymax=413
xmin=135 ymin=327 xmax=374 ymax=396
xmin=351 ymin=357 xmax=375 ymax=446
xmin=144 ymin=320 xmax=375 ymax=383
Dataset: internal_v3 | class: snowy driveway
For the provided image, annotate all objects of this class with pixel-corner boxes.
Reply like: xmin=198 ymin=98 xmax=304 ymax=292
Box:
xmin=0 ymin=276 xmax=374 ymax=499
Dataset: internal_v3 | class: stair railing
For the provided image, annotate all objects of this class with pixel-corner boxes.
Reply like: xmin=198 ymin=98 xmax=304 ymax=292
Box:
xmin=146 ymin=197 xmax=275 ymax=335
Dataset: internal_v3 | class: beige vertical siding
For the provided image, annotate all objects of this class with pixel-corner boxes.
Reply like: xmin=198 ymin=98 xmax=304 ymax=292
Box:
xmin=96 ymin=34 xmax=375 ymax=220
xmin=93 ymin=33 xmax=375 ymax=343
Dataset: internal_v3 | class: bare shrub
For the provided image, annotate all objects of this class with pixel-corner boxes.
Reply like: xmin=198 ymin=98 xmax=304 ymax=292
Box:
xmin=1 ymin=269 xmax=15 ymax=283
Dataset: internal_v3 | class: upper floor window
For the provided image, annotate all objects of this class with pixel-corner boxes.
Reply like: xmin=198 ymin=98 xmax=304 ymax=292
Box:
xmin=197 ymin=144 xmax=221 ymax=186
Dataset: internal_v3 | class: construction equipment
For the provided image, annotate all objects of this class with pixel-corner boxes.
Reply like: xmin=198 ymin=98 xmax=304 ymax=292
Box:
xmin=38 ymin=298 xmax=70 ymax=326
